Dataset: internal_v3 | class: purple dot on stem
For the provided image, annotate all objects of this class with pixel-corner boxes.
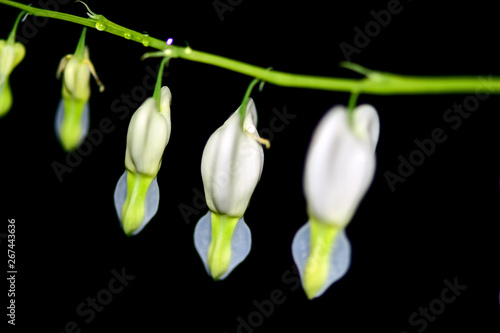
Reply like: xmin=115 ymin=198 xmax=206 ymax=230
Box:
xmin=166 ymin=38 xmax=173 ymax=45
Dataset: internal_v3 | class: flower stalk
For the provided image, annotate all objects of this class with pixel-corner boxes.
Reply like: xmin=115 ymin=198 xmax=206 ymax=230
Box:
xmin=2 ymin=0 xmax=500 ymax=97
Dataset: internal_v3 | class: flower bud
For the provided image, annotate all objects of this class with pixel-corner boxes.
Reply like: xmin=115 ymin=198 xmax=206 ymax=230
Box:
xmin=114 ymin=86 xmax=172 ymax=236
xmin=195 ymin=98 xmax=264 ymax=280
xmin=55 ymin=31 xmax=104 ymax=151
xmin=304 ymin=104 xmax=379 ymax=227
xmin=0 ymin=39 xmax=25 ymax=117
xmin=201 ymin=98 xmax=264 ymax=217
xmin=292 ymin=104 xmax=380 ymax=299
xmin=125 ymin=86 xmax=172 ymax=177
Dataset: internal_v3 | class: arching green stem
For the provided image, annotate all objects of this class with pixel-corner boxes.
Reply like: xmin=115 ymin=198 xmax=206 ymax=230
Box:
xmin=153 ymin=57 xmax=169 ymax=110
xmin=239 ymin=78 xmax=260 ymax=127
xmin=7 ymin=10 xmax=25 ymax=43
xmin=2 ymin=0 xmax=500 ymax=96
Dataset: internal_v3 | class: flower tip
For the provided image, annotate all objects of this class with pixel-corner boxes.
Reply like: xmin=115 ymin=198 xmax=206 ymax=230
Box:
xmin=291 ymin=221 xmax=351 ymax=299
xmin=120 ymin=219 xmax=140 ymax=237
xmin=209 ymin=263 xmax=228 ymax=281
xmin=303 ymin=281 xmax=321 ymax=300
xmin=194 ymin=211 xmax=252 ymax=280
xmin=113 ymin=171 xmax=160 ymax=236
xmin=122 ymin=225 xmax=136 ymax=237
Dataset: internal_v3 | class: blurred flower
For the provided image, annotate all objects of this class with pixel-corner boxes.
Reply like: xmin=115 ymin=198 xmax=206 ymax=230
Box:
xmin=292 ymin=104 xmax=380 ymax=299
xmin=55 ymin=28 xmax=104 ymax=151
xmin=0 ymin=15 xmax=26 ymax=117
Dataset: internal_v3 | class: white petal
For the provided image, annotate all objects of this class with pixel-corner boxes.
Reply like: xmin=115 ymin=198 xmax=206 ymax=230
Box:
xmin=352 ymin=104 xmax=380 ymax=151
xmin=125 ymin=95 xmax=171 ymax=176
xmin=303 ymin=105 xmax=379 ymax=226
xmin=159 ymin=86 xmax=172 ymax=118
xmin=63 ymin=57 xmax=91 ymax=100
xmin=291 ymin=221 xmax=351 ymax=298
xmin=113 ymin=170 xmax=160 ymax=236
xmin=194 ymin=211 xmax=252 ymax=280
xmin=201 ymin=98 xmax=264 ymax=217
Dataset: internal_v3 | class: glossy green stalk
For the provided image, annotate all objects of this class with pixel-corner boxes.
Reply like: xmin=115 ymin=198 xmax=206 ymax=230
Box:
xmin=2 ymin=0 xmax=500 ymax=95
xmin=238 ymin=78 xmax=260 ymax=127
xmin=153 ymin=57 xmax=168 ymax=110
xmin=7 ymin=10 xmax=25 ymax=43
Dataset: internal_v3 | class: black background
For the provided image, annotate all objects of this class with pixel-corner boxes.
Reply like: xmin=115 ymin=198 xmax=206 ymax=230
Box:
xmin=1 ymin=0 xmax=499 ymax=332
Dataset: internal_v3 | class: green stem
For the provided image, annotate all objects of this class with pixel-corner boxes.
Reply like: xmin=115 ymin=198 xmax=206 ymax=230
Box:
xmin=239 ymin=78 xmax=260 ymax=127
xmin=7 ymin=10 xmax=25 ymax=43
xmin=153 ymin=57 xmax=168 ymax=110
xmin=347 ymin=90 xmax=360 ymax=126
xmin=2 ymin=0 xmax=500 ymax=95
xmin=74 ymin=27 xmax=87 ymax=60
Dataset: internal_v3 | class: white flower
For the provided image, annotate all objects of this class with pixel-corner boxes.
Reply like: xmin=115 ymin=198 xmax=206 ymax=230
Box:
xmin=125 ymin=86 xmax=172 ymax=177
xmin=303 ymin=104 xmax=379 ymax=227
xmin=195 ymin=98 xmax=264 ymax=280
xmin=114 ymin=86 xmax=172 ymax=236
xmin=293 ymin=104 xmax=380 ymax=299
xmin=201 ymin=98 xmax=264 ymax=217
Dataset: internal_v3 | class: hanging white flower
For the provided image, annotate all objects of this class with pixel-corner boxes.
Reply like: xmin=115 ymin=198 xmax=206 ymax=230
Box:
xmin=292 ymin=104 xmax=380 ymax=299
xmin=114 ymin=86 xmax=172 ymax=236
xmin=194 ymin=98 xmax=265 ymax=280
xmin=304 ymin=104 xmax=379 ymax=227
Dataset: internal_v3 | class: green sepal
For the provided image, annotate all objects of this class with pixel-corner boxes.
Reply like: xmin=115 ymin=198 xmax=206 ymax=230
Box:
xmin=303 ymin=218 xmax=341 ymax=299
xmin=121 ymin=171 xmax=155 ymax=236
xmin=207 ymin=212 xmax=239 ymax=280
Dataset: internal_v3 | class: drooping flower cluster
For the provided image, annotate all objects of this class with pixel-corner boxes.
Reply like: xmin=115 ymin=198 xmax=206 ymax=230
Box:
xmin=111 ymin=76 xmax=380 ymax=296
xmin=0 ymin=10 xmax=381 ymax=300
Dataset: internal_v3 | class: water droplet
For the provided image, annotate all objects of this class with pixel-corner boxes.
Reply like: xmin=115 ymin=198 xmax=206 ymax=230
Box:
xmin=95 ymin=22 xmax=107 ymax=31
xmin=246 ymin=125 xmax=256 ymax=134
xmin=124 ymin=33 xmax=132 ymax=40
xmin=142 ymin=38 xmax=150 ymax=47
